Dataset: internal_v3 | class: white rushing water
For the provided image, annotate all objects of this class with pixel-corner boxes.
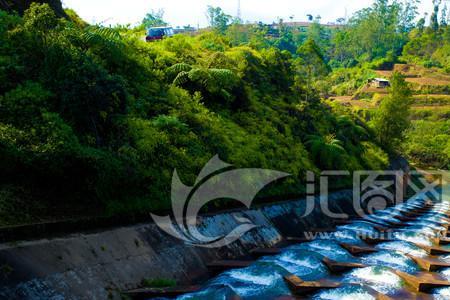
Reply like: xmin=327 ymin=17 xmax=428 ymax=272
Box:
xmin=175 ymin=185 xmax=450 ymax=299
xmin=343 ymin=266 xmax=403 ymax=294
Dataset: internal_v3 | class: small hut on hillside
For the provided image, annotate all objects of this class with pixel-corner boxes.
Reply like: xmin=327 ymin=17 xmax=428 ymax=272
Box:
xmin=369 ymin=78 xmax=390 ymax=88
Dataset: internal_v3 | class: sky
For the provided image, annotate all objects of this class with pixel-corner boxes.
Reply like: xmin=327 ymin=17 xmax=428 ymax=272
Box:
xmin=62 ymin=0 xmax=437 ymax=28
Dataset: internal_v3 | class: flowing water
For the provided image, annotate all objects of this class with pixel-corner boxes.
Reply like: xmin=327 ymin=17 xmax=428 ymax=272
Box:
xmin=311 ymin=284 xmax=379 ymax=300
xmin=163 ymin=187 xmax=450 ymax=299
xmin=341 ymin=266 xmax=404 ymax=295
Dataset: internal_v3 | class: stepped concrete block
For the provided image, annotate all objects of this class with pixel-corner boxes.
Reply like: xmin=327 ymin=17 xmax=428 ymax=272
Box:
xmin=407 ymin=254 xmax=450 ymax=272
xmin=394 ymin=215 xmax=420 ymax=222
xmin=284 ymin=275 xmax=341 ymax=296
xmin=360 ymin=235 xmax=394 ymax=245
xmin=250 ymin=247 xmax=282 ymax=258
xmin=124 ymin=286 xmax=201 ymax=299
xmin=207 ymin=260 xmax=253 ymax=272
xmin=309 ymin=228 xmax=338 ymax=233
xmin=333 ymin=220 xmax=353 ymax=225
xmin=322 ymin=257 xmax=367 ymax=273
xmin=393 ymin=270 xmax=450 ymax=292
xmin=413 ymin=244 xmax=450 ymax=255
xmin=388 ymin=288 xmax=433 ymax=299
xmin=361 ymin=218 xmax=397 ymax=229
xmin=339 ymin=243 xmax=379 ymax=255
xmin=374 ymin=225 xmax=394 ymax=233
xmin=435 ymin=237 xmax=450 ymax=245
xmin=398 ymin=210 xmax=427 ymax=217
xmin=285 ymin=236 xmax=315 ymax=244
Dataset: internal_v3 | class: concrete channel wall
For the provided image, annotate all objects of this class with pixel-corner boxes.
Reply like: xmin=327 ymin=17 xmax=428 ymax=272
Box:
xmin=0 ymin=189 xmax=364 ymax=300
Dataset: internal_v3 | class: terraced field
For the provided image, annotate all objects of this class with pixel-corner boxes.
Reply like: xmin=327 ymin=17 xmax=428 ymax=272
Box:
xmin=334 ymin=64 xmax=450 ymax=112
xmin=332 ymin=65 xmax=450 ymax=169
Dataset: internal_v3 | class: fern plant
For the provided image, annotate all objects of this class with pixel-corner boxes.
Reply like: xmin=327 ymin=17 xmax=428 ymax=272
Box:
xmin=336 ymin=115 xmax=369 ymax=145
xmin=169 ymin=63 xmax=238 ymax=104
xmin=306 ymin=134 xmax=347 ymax=169
xmin=173 ymin=71 xmax=190 ymax=86
xmin=83 ymin=26 xmax=121 ymax=45
xmin=78 ymin=26 xmax=123 ymax=62
xmin=168 ymin=63 xmax=192 ymax=74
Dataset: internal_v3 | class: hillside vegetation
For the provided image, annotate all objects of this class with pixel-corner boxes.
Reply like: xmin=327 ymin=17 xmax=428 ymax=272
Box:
xmin=1 ymin=0 xmax=449 ymax=225
xmin=0 ymin=4 xmax=391 ymax=225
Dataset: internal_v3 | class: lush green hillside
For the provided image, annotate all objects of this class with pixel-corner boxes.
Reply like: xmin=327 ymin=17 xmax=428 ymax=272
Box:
xmin=0 ymin=4 xmax=390 ymax=225
xmin=2 ymin=0 xmax=449 ymax=225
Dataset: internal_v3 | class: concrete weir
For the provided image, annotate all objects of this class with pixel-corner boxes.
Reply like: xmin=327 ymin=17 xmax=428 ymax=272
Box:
xmin=0 ymin=190 xmax=359 ymax=299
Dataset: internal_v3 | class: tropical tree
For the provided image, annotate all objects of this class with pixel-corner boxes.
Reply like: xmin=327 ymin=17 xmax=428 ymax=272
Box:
xmin=273 ymin=19 xmax=296 ymax=53
xmin=296 ymin=39 xmax=330 ymax=100
xmin=333 ymin=0 xmax=419 ymax=63
xmin=142 ymin=9 xmax=167 ymax=28
xmin=307 ymin=18 xmax=332 ymax=52
xmin=297 ymin=39 xmax=330 ymax=77
xmin=441 ymin=4 xmax=448 ymax=26
xmin=430 ymin=0 xmax=441 ymax=32
xmin=372 ymin=72 xmax=413 ymax=152
xmin=206 ymin=6 xmax=231 ymax=33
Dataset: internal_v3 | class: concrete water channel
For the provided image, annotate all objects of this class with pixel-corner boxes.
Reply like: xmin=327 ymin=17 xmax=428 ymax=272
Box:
xmin=129 ymin=190 xmax=450 ymax=300
xmin=2 ymin=188 xmax=450 ymax=300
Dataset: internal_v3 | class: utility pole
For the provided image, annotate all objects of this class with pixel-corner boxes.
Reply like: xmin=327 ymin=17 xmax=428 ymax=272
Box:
xmin=344 ymin=7 xmax=348 ymax=24
xmin=445 ymin=0 xmax=450 ymax=24
xmin=237 ymin=0 xmax=242 ymax=21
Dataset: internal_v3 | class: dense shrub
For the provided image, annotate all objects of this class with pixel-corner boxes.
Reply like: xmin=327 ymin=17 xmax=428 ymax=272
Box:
xmin=404 ymin=120 xmax=450 ymax=168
